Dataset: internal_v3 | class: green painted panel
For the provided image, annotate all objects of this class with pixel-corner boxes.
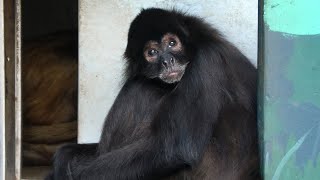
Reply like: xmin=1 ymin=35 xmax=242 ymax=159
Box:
xmin=260 ymin=0 xmax=320 ymax=179
xmin=264 ymin=0 xmax=320 ymax=35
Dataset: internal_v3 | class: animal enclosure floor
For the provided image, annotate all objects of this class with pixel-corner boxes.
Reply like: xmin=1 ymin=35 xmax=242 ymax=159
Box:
xmin=22 ymin=166 xmax=51 ymax=180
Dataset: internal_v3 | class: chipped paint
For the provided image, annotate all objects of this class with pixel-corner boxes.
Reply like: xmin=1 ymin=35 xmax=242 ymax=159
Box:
xmin=261 ymin=1 xmax=320 ymax=178
xmin=265 ymin=0 xmax=320 ymax=35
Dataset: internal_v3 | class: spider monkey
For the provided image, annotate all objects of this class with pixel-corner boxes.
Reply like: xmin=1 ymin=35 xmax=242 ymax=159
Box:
xmin=47 ymin=8 xmax=260 ymax=180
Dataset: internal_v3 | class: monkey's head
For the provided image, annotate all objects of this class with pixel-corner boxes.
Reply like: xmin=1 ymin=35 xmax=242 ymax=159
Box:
xmin=125 ymin=8 xmax=191 ymax=84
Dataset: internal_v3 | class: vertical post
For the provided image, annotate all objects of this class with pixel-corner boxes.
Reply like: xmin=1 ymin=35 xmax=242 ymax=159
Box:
xmin=15 ymin=1 xmax=22 ymax=179
xmin=259 ymin=0 xmax=320 ymax=179
xmin=0 ymin=0 xmax=5 ymax=179
xmin=2 ymin=0 xmax=21 ymax=179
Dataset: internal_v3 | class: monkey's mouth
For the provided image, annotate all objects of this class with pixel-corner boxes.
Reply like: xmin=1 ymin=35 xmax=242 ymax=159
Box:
xmin=160 ymin=69 xmax=185 ymax=83
xmin=168 ymin=71 xmax=179 ymax=77
xmin=159 ymin=62 xmax=188 ymax=84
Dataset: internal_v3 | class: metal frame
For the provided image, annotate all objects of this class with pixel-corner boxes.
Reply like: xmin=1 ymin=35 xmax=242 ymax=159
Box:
xmin=257 ymin=0 xmax=265 ymax=177
xmin=1 ymin=0 xmax=21 ymax=179
xmin=0 ymin=0 xmax=5 ymax=179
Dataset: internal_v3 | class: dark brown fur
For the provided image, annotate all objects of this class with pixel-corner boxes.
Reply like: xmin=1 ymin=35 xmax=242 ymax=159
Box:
xmin=22 ymin=32 xmax=78 ymax=166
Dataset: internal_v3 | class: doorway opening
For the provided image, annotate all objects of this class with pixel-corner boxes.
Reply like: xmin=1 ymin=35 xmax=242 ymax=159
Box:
xmin=21 ymin=0 xmax=78 ymax=179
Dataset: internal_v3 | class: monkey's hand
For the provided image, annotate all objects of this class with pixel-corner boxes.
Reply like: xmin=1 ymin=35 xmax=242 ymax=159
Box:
xmin=49 ymin=144 xmax=78 ymax=180
xmin=47 ymin=143 xmax=98 ymax=180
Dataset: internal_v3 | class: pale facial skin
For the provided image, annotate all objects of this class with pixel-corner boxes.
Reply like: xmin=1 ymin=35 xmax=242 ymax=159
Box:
xmin=143 ymin=33 xmax=188 ymax=84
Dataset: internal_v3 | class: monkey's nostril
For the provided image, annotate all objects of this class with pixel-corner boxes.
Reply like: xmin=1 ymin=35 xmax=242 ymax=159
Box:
xmin=162 ymin=60 xmax=168 ymax=68
xmin=170 ymin=57 xmax=174 ymax=64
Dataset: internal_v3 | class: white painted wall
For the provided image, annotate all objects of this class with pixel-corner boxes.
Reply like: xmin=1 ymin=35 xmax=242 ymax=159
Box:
xmin=78 ymin=0 xmax=258 ymax=143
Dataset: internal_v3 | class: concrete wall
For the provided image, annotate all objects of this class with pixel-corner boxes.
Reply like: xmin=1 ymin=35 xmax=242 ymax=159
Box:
xmin=78 ymin=0 xmax=258 ymax=143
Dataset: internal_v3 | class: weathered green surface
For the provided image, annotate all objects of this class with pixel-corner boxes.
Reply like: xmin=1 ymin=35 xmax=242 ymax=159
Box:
xmin=265 ymin=0 xmax=320 ymax=35
xmin=261 ymin=0 xmax=320 ymax=179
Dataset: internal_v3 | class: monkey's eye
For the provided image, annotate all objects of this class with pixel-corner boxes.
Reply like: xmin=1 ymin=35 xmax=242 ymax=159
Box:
xmin=148 ymin=49 xmax=158 ymax=57
xmin=169 ymin=40 xmax=176 ymax=47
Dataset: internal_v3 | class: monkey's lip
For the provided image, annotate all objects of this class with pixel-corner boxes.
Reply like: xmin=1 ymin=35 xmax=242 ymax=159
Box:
xmin=168 ymin=72 xmax=179 ymax=77
xmin=161 ymin=69 xmax=185 ymax=83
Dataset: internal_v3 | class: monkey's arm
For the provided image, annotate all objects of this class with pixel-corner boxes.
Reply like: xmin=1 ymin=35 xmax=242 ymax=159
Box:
xmin=45 ymin=143 xmax=98 ymax=180
xmin=51 ymin=49 xmax=225 ymax=180
xmin=70 ymin=81 xmax=218 ymax=180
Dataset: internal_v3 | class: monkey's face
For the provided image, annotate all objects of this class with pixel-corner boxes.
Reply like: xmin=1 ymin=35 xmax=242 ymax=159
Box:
xmin=143 ymin=33 xmax=189 ymax=84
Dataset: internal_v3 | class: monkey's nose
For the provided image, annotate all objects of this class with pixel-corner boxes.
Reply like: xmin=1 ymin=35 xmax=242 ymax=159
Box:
xmin=162 ymin=57 xmax=175 ymax=69
xmin=162 ymin=60 xmax=169 ymax=68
